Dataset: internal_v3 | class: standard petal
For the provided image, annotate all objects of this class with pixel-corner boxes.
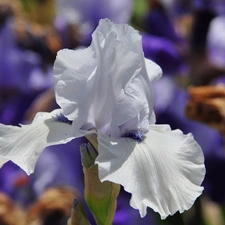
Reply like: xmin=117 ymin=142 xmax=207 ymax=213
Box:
xmin=125 ymin=74 xmax=156 ymax=129
xmin=54 ymin=47 xmax=96 ymax=121
xmin=91 ymin=29 xmax=143 ymax=133
xmin=54 ymin=47 xmax=96 ymax=81
xmin=54 ymin=19 xmax=163 ymax=136
xmin=96 ymin=18 xmax=139 ymax=46
xmin=0 ymin=110 xmax=89 ymax=175
xmin=54 ymin=21 xmax=146 ymax=136
xmin=93 ymin=23 xmax=158 ymax=134
xmin=145 ymin=58 xmax=162 ymax=82
xmin=96 ymin=125 xmax=205 ymax=219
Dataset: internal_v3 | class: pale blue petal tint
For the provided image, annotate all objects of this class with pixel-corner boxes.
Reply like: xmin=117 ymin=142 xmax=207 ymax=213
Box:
xmin=54 ymin=19 xmax=162 ymax=138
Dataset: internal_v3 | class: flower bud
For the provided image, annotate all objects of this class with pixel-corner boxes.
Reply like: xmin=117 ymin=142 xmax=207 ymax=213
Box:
xmin=80 ymin=143 xmax=120 ymax=225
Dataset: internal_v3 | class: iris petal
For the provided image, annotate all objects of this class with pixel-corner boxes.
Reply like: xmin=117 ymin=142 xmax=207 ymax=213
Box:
xmin=0 ymin=109 xmax=90 ymax=175
xmin=54 ymin=19 xmax=156 ymax=137
xmin=96 ymin=125 xmax=205 ymax=219
xmin=54 ymin=47 xmax=96 ymax=122
xmin=145 ymin=58 xmax=162 ymax=82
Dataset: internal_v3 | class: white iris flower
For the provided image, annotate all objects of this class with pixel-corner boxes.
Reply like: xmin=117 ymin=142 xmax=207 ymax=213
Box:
xmin=0 ymin=19 xmax=205 ymax=219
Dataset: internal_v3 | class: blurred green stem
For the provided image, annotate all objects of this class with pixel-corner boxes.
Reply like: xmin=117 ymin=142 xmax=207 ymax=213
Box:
xmin=187 ymin=198 xmax=206 ymax=225
xmin=67 ymin=199 xmax=91 ymax=225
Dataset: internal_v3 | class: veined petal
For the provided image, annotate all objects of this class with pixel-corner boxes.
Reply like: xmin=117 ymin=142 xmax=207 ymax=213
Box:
xmin=0 ymin=110 xmax=89 ymax=175
xmin=96 ymin=125 xmax=205 ymax=219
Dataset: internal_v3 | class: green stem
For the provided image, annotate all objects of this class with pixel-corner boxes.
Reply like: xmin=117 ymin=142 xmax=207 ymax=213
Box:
xmin=80 ymin=142 xmax=120 ymax=225
xmin=68 ymin=199 xmax=91 ymax=225
xmin=84 ymin=165 xmax=120 ymax=225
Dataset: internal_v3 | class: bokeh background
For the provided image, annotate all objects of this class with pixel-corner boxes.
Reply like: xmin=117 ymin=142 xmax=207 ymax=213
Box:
xmin=1 ymin=0 xmax=225 ymax=224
